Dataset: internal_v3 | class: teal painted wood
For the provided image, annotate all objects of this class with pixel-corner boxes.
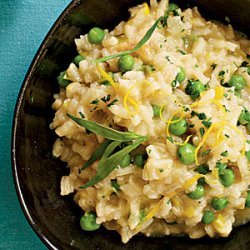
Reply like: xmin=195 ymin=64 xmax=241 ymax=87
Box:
xmin=0 ymin=1 xmax=71 ymax=249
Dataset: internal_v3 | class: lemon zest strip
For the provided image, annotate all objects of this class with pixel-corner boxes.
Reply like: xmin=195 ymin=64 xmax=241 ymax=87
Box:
xmin=143 ymin=2 xmax=150 ymax=15
xmin=123 ymin=84 xmax=139 ymax=116
xmin=96 ymin=63 xmax=117 ymax=88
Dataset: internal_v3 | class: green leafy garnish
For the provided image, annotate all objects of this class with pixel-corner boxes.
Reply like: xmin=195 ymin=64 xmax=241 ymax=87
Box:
xmin=68 ymin=114 xmax=148 ymax=189
xmin=199 ymin=127 xmax=205 ymax=137
xmin=93 ymin=17 xmax=163 ymax=63
xmin=98 ymin=141 xmax=122 ymax=164
xmin=80 ymin=137 xmax=146 ymax=189
xmin=81 ymin=140 xmax=111 ymax=171
xmin=67 ymin=114 xmax=144 ymax=141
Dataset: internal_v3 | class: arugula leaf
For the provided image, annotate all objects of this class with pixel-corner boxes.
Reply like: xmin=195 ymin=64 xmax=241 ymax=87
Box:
xmin=93 ymin=17 xmax=163 ymax=63
xmin=81 ymin=140 xmax=111 ymax=171
xmin=79 ymin=137 xmax=146 ymax=189
xmin=68 ymin=114 xmax=144 ymax=141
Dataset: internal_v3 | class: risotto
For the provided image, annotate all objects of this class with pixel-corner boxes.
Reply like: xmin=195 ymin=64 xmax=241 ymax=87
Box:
xmin=50 ymin=0 xmax=250 ymax=243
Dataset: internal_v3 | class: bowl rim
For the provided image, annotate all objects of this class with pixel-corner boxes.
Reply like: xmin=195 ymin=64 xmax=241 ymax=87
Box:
xmin=11 ymin=0 xmax=79 ymax=249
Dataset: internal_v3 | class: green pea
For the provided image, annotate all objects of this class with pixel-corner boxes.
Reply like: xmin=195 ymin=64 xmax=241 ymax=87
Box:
xmin=202 ymin=211 xmax=215 ymax=224
xmin=185 ymin=79 xmax=206 ymax=100
xmin=152 ymin=105 xmax=161 ymax=117
xmin=228 ymin=74 xmax=246 ymax=90
xmin=219 ymin=168 xmax=235 ymax=187
xmin=187 ymin=184 xmax=205 ymax=200
xmin=80 ymin=212 xmax=100 ymax=231
xmin=168 ymin=3 xmax=179 ymax=12
xmin=73 ymin=54 xmax=85 ymax=67
xmin=245 ymin=151 xmax=250 ymax=161
xmin=120 ymin=154 xmax=131 ymax=168
xmin=169 ymin=116 xmax=188 ymax=136
xmin=118 ymin=54 xmax=135 ymax=73
xmin=88 ymin=27 xmax=105 ymax=44
xmin=211 ymin=197 xmax=228 ymax=210
xmin=195 ymin=164 xmax=210 ymax=175
xmin=177 ymin=143 xmax=196 ymax=165
xmin=245 ymin=191 xmax=250 ymax=207
xmin=134 ymin=154 xmax=145 ymax=168
xmin=238 ymin=109 xmax=250 ymax=125
xmin=57 ymin=71 xmax=71 ymax=88
xmin=176 ymin=67 xmax=186 ymax=83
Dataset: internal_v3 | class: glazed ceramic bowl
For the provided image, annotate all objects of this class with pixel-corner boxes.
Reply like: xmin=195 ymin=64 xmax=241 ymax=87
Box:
xmin=12 ymin=0 xmax=250 ymax=249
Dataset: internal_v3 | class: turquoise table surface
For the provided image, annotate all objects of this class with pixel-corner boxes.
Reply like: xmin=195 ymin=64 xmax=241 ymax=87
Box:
xmin=0 ymin=1 xmax=71 ymax=249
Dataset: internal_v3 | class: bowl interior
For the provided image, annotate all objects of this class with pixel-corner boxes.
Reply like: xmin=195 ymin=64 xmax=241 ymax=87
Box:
xmin=12 ymin=0 xmax=250 ymax=249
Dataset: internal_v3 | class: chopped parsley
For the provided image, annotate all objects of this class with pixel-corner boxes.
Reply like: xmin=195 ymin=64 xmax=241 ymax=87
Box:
xmin=79 ymin=112 xmax=85 ymax=118
xmin=177 ymin=49 xmax=186 ymax=55
xmin=90 ymin=99 xmax=99 ymax=105
xmin=107 ymin=99 xmax=118 ymax=107
xmin=202 ymin=120 xmax=212 ymax=128
xmin=159 ymin=168 xmax=164 ymax=173
xmin=211 ymin=63 xmax=217 ymax=70
xmin=218 ymin=70 xmax=226 ymax=84
xmin=197 ymin=113 xmax=207 ymax=120
xmin=165 ymin=55 xmax=173 ymax=64
xmin=225 ymin=134 xmax=230 ymax=138
xmin=240 ymin=61 xmax=249 ymax=67
xmin=189 ymin=124 xmax=195 ymax=128
xmin=220 ymin=150 xmax=228 ymax=157
xmin=167 ymin=136 xmax=174 ymax=143
xmin=202 ymin=149 xmax=211 ymax=157
xmin=190 ymin=111 xmax=206 ymax=120
xmin=101 ymin=95 xmax=111 ymax=103
xmin=199 ymin=127 xmax=205 ymax=137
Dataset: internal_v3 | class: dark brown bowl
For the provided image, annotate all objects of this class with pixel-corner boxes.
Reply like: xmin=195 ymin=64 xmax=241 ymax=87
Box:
xmin=11 ymin=0 xmax=250 ymax=249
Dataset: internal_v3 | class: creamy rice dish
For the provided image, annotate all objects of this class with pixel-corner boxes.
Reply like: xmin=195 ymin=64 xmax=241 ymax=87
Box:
xmin=50 ymin=0 xmax=250 ymax=243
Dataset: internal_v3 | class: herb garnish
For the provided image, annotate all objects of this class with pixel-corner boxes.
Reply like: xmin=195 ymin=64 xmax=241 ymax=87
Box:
xmin=68 ymin=114 xmax=144 ymax=141
xmin=199 ymin=127 xmax=205 ymax=137
xmin=211 ymin=63 xmax=217 ymax=70
xmin=221 ymin=151 xmax=228 ymax=157
xmin=93 ymin=17 xmax=163 ymax=63
xmin=201 ymin=149 xmax=211 ymax=157
xmin=67 ymin=114 xmax=147 ymax=188
xmin=107 ymin=99 xmax=118 ymax=107
xmin=101 ymin=95 xmax=111 ymax=103
xmin=90 ymin=99 xmax=99 ymax=105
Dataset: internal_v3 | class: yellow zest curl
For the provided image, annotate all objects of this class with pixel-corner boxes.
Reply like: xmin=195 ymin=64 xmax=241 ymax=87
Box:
xmin=194 ymin=122 xmax=222 ymax=165
xmin=96 ymin=63 xmax=117 ymax=88
xmin=124 ymin=84 xmax=140 ymax=116
xmin=124 ymin=80 xmax=154 ymax=116
xmin=143 ymin=2 xmax=150 ymax=15
xmin=182 ymin=174 xmax=203 ymax=192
